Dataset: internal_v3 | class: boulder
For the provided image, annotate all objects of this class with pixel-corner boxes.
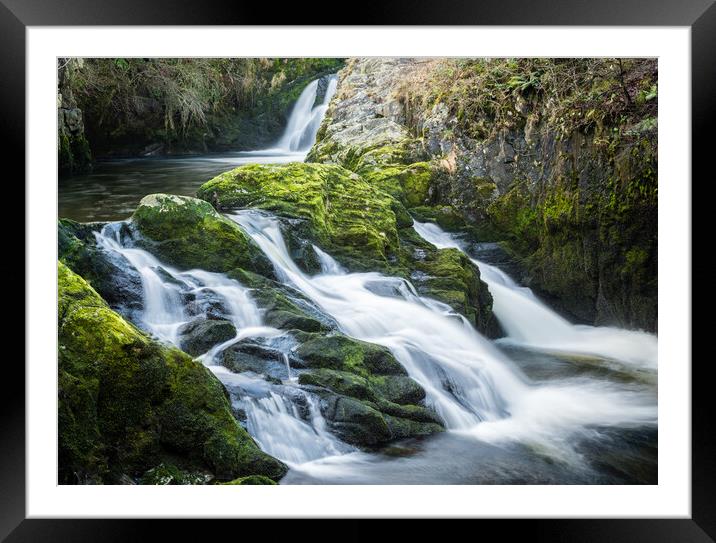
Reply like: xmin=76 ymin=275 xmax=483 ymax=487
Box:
xmin=197 ymin=163 xmax=400 ymax=269
xmin=178 ymin=317 xmax=236 ymax=357
xmin=58 ymin=261 xmax=286 ymax=484
xmin=131 ymin=193 xmax=272 ymax=276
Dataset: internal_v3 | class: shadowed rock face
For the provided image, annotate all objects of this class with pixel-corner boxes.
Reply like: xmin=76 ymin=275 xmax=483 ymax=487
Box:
xmin=307 ymin=58 xmax=657 ymax=332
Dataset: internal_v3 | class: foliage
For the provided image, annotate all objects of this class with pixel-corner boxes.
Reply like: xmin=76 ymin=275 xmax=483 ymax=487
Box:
xmin=397 ymin=58 xmax=657 ymax=142
xmin=60 ymin=57 xmax=344 ymax=154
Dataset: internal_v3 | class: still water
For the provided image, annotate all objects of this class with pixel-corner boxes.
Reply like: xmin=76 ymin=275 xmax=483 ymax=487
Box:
xmin=58 ymin=150 xmax=305 ymax=222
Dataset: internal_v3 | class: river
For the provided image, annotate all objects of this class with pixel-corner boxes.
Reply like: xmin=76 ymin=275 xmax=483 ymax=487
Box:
xmin=59 ymin=73 xmax=658 ymax=484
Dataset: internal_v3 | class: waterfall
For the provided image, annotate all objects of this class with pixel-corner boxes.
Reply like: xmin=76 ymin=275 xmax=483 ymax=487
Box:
xmin=412 ymin=220 xmax=658 ymax=369
xmin=276 ymin=75 xmax=338 ymax=153
xmin=229 ymin=211 xmax=656 ymax=456
xmin=93 ymin=222 xmax=352 ymax=466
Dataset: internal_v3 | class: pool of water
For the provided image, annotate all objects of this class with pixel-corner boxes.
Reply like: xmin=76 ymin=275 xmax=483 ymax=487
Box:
xmin=58 ymin=150 xmax=305 ymax=222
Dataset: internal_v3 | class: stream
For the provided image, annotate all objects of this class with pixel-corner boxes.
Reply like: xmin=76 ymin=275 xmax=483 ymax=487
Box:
xmin=60 ymin=75 xmax=658 ymax=484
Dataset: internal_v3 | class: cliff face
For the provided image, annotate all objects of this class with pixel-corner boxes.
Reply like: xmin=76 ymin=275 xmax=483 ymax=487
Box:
xmin=309 ymin=58 xmax=657 ymax=332
xmin=58 ymin=58 xmax=92 ymax=175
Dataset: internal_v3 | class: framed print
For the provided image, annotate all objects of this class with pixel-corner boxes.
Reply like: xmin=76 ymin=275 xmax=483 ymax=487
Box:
xmin=6 ymin=0 xmax=712 ymax=539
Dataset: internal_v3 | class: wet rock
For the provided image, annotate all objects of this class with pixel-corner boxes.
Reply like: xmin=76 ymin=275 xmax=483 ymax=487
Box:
xmin=58 ymin=261 xmax=286 ymax=484
xmin=58 ymin=219 xmax=143 ymax=316
xmin=178 ymin=317 xmax=236 ymax=357
xmin=220 ymin=339 xmax=303 ymax=382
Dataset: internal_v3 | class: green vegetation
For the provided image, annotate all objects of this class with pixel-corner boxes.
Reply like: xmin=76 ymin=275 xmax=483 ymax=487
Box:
xmin=58 ymin=261 xmax=286 ymax=484
xmin=397 ymin=58 xmax=657 ymax=142
xmin=197 ymin=163 xmax=401 ymax=267
xmin=60 ymin=57 xmax=344 ymax=157
xmin=131 ymin=193 xmax=273 ymax=276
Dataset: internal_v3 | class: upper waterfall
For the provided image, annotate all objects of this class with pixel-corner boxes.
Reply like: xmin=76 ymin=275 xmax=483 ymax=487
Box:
xmin=276 ymin=75 xmax=338 ymax=153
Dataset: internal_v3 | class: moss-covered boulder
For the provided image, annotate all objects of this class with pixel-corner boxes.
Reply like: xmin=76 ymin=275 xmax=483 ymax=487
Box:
xmin=178 ymin=317 xmax=237 ymax=357
xmin=293 ymin=332 xmax=443 ymax=445
xmin=58 ymin=261 xmax=286 ymax=484
xmin=197 ymin=163 xmax=400 ymax=269
xmin=396 ymin=228 xmax=496 ymax=335
xmin=131 ymin=193 xmax=272 ymax=276
xmin=294 ymin=333 xmax=407 ymax=376
xmin=220 ymin=475 xmax=277 ymax=485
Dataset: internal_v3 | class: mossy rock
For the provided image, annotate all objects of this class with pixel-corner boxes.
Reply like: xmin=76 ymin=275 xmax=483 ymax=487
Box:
xmin=299 ymin=369 xmax=424 ymax=406
xmin=310 ymin=390 xmax=442 ymax=446
xmin=196 ymin=163 xmax=400 ymax=267
xmin=299 ymin=369 xmax=376 ymax=401
xmin=315 ymin=393 xmax=392 ymax=445
xmin=226 ymin=269 xmax=335 ymax=332
xmin=178 ymin=317 xmax=237 ymax=357
xmin=359 ymin=161 xmax=436 ymax=209
xmin=58 ymin=261 xmax=286 ymax=484
xmin=397 ymin=229 xmax=495 ymax=333
xmin=140 ymin=463 xmax=212 ymax=485
xmin=131 ymin=193 xmax=272 ymax=276
xmin=220 ymin=475 xmax=277 ymax=485
xmin=294 ymin=333 xmax=407 ymax=376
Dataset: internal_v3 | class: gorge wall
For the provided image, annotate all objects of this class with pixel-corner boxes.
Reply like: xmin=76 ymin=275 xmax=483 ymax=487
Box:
xmin=308 ymin=58 xmax=658 ymax=332
xmin=57 ymin=58 xmax=344 ymax=172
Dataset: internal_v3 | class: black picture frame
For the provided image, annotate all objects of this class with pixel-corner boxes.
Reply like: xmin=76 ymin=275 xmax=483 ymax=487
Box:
xmin=6 ymin=0 xmax=712 ymax=539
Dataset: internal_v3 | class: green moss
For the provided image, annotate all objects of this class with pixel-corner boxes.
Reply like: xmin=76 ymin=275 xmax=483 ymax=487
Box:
xmin=409 ymin=205 xmax=467 ymax=231
xmin=486 ymin=183 xmax=539 ymax=253
xmin=360 ymin=161 xmax=434 ymax=208
xmin=58 ymin=133 xmax=74 ymax=174
xmin=197 ymin=163 xmax=400 ymax=266
xmin=58 ymin=261 xmax=286 ymax=484
xmin=131 ymin=193 xmax=271 ymax=275
xmin=299 ymin=370 xmax=426 ymax=406
xmin=299 ymin=369 xmax=376 ymax=401
xmin=294 ymin=333 xmax=407 ymax=377
xmin=220 ymin=475 xmax=277 ymax=485
xmin=225 ymin=268 xmax=329 ymax=333
xmin=59 ymin=131 xmax=92 ymax=175
xmin=410 ymin=246 xmax=492 ymax=329
xmin=473 ymin=177 xmax=498 ymax=199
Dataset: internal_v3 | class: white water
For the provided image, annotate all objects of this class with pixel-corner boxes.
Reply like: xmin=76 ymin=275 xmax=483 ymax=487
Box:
xmin=412 ymin=220 xmax=658 ymax=369
xmin=178 ymin=74 xmax=338 ymax=168
xmin=94 ymin=222 xmax=351 ymax=465
xmin=275 ymin=75 xmax=338 ymax=153
xmin=230 ymin=211 xmax=657 ymax=460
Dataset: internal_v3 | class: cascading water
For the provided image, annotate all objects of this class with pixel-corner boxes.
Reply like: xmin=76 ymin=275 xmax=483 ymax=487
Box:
xmin=276 ymin=75 xmax=338 ymax=153
xmin=412 ymin=220 xmax=658 ymax=369
xmin=93 ymin=222 xmax=352 ymax=465
xmin=229 ymin=211 xmax=657 ymax=461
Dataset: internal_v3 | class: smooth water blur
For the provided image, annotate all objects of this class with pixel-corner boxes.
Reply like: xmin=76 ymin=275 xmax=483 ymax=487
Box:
xmin=230 ymin=211 xmax=657 ymax=470
xmin=94 ymin=222 xmax=352 ymax=466
xmin=276 ymin=75 xmax=338 ymax=152
xmin=412 ymin=220 xmax=658 ymax=369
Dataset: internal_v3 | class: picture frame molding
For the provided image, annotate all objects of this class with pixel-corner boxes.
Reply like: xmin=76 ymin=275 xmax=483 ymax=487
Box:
xmin=6 ymin=1 xmax=711 ymax=538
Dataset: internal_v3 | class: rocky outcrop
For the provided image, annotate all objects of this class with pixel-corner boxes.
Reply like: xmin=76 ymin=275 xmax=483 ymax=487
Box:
xmin=58 ymin=58 xmax=91 ymax=175
xmin=308 ymin=58 xmax=657 ymax=331
xmin=197 ymin=162 xmax=496 ymax=334
xmin=58 ymin=261 xmax=286 ymax=484
xmin=130 ymin=193 xmax=274 ymax=277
